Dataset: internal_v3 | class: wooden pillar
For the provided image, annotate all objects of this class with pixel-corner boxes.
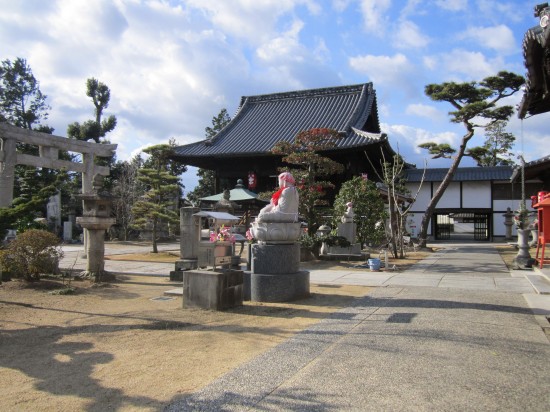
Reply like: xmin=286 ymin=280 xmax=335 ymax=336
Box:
xmin=0 ymin=137 xmax=16 ymax=207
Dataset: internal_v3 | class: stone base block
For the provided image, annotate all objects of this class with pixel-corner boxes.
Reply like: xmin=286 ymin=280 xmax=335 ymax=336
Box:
xmin=327 ymin=243 xmax=361 ymax=255
xmin=250 ymin=271 xmax=309 ymax=302
xmin=183 ymin=269 xmax=243 ymax=310
xmin=169 ymin=271 xmax=183 ymax=281
xmin=176 ymin=259 xmax=198 ymax=271
xmin=252 ymin=243 xmax=300 ymax=274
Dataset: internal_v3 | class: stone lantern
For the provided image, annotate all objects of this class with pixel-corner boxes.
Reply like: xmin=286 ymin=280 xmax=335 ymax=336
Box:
xmin=76 ymin=175 xmax=116 ymax=281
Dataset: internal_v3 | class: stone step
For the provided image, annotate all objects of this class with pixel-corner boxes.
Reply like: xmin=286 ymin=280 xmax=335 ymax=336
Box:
xmin=525 ymin=274 xmax=550 ymax=295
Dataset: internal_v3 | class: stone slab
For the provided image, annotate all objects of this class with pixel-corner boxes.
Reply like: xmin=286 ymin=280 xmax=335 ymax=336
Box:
xmin=525 ymin=274 xmax=550 ymax=295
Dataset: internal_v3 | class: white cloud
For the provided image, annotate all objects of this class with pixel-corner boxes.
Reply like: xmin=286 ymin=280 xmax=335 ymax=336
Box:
xmin=434 ymin=0 xmax=468 ymax=12
xmin=383 ymin=123 xmax=457 ymax=152
xmin=477 ymin=0 xmax=524 ymax=24
xmin=405 ymin=103 xmax=446 ymax=122
xmin=393 ymin=19 xmax=430 ymax=49
xmin=348 ymin=53 xmax=414 ymax=89
xmin=382 ymin=123 xmax=459 ymax=169
xmin=423 ymin=56 xmax=437 ymax=70
xmin=332 ymin=0 xmax=351 ymax=12
xmin=458 ymin=25 xmax=516 ymax=54
xmin=186 ymin=0 xmax=314 ymax=46
xmin=358 ymin=0 xmax=391 ymax=33
xmin=257 ymin=20 xmax=305 ymax=62
xmin=424 ymin=49 xmax=504 ymax=80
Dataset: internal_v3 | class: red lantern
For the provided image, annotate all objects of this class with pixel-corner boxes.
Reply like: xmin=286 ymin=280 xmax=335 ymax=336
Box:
xmin=248 ymin=171 xmax=257 ymax=189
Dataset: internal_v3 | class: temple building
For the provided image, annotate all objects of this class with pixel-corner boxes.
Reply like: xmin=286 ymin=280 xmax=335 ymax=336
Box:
xmin=171 ymin=83 xmax=406 ymax=195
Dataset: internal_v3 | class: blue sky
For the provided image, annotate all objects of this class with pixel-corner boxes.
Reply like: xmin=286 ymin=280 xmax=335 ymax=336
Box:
xmin=1 ymin=0 xmax=548 ymax=193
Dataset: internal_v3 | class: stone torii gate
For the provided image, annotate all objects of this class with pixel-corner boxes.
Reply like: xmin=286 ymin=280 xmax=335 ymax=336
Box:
xmin=0 ymin=122 xmax=116 ymax=207
xmin=0 ymin=122 xmax=117 ymax=278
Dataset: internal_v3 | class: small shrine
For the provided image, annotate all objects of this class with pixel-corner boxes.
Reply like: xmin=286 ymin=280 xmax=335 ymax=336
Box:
xmin=171 ymin=207 xmax=244 ymax=311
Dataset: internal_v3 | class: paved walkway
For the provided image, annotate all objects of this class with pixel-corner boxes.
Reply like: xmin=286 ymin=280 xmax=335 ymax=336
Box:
xmin=60 ymin=242 xmax=550 ymax=410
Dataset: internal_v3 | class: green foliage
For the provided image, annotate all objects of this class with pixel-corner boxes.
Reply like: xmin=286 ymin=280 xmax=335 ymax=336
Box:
xmin=0 ymin=229 xmax=63 ymax=281
xmin=318 ymin=234 xmax=351 ymax=247
xmin=0 ymin=57 xmax=51 ymax=130
xmin=67 ymin=78 xmax=117 ymax=143
xmin=298 ymin=233 xmax=318 ymax=251
xmin=416 ymin=71 xmax=524 ymax=247
xmin=467 ymin=120 xmax=515 ymax=166
xmin=205 ymin=108 xmax=231 ymax=139
xmin=417 ymin=143 xmax=456 ymax=159
xmin=132 ymin=144 xmax=181 ymax=253
xmin=333 ymin=177 xmax=386 ymax=246
xmin=271 ymin=128 xmax=345 ymax=235
xmin=0 ymin=172 xmax=66 ymax=239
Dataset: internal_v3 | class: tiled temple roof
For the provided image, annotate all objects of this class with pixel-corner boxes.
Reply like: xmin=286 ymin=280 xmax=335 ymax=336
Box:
xmin=404 ymin=166 xmax=514 ymax=182
xmin=173 ymin=83 xmax=387 ymax=162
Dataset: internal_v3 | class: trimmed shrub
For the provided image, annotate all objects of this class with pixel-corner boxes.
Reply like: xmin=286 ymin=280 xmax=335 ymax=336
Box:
xmin=0 ymin=229 xmax=63 ymax=281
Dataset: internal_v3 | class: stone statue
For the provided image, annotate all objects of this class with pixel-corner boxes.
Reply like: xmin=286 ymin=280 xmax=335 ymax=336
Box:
xmin=213 ymin=188 xmax=237 ymax=214
xmin=250 ymin=172 xmax=300 ymax=242
xmin=341 ymin=202 xmax=354 ymax=223
xmin=256 ymin=172 xmax=299 ymax=223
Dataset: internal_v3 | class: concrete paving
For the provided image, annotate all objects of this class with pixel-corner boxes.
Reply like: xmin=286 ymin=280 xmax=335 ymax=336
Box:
xmin=59 ymin=242 xmax=550 ymax=411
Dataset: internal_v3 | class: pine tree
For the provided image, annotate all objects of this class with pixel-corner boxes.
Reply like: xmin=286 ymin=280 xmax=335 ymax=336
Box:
xmin=417 ymin=71 xmax=524 ymax=247
xmin=131 ymin=144 xmax=180 ymax=253
xmin=467 ymin=120 xmax=516 ymax=167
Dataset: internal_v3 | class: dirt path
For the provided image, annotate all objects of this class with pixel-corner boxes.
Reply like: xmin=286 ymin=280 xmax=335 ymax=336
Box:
xmin=0 ymin=274 xmax=370 ymax=411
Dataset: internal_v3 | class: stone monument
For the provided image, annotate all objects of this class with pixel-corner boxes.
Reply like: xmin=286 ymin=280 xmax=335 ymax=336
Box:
xmin=213 ymin=188 xmax=238 ymax=214
xmin=321 ymin=202 xmax=362 ymax=258
xmin=249 ymin=172 xmax=309 ymax=302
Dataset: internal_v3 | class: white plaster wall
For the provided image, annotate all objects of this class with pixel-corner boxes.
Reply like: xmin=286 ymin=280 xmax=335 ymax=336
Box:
xmin=405 ymin=212 xmax=428 ymax=238
xmin=493 ymin=200 xmax=536 ymax=237
xmin=462 ymin=181 xmax=491 ymax=208
xmin=405 ymin=182 xmax=431 ymax=212
xmin=436 ymin=181 xmax=460 ymax=208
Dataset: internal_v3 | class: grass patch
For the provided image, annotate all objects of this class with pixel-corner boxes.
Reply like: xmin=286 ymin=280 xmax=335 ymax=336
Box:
xmin=49 ymin=287 xmax=77 ymax=295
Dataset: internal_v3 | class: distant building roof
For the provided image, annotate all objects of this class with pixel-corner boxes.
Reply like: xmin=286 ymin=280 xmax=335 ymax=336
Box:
xmin=201 ymin=179 xmax=267 ymax=202
xmin=404 ymin=166 xmax=514 ymax=182
xmin=511 ymin=155 xmax=550 ymax=182
xmin=172 ymin=83 xmax=390 ymax=168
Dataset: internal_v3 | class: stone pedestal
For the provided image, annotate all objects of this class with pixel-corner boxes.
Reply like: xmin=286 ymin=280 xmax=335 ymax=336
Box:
xmin=171 ymin=207 xmax=200 ymax=280
xmin=249 ymin=242 xmax=309 ymax=302
xmin=250 ymin=222 xmax=301 ymax=243
xmin=182 ymin=269 xmax=243 ymax=310
xmin=337 ymin=221 xmax=356 ymax=244
xmin=76 ymin=216 xmax=116 ymax=279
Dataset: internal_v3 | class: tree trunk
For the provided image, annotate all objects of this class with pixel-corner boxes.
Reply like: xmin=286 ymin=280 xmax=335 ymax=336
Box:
xmin=417 ymin=128 xmax=474 ymax=248
xmin=152 ymin=219 xmax=158 ymax=253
